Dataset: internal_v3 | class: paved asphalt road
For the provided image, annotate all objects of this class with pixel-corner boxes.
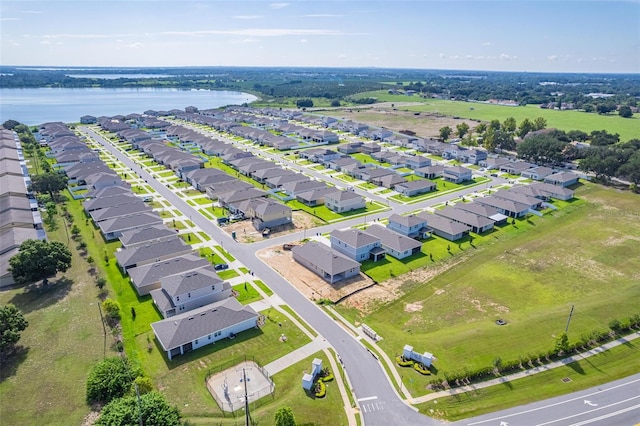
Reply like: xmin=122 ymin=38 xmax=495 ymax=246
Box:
xmin=85 ymin=127 xmax=440 ymax=425
xmin=84 ymin=127 xmax=639 ymax=426
xmin=454 ymin=373 xmax=640 ymax=426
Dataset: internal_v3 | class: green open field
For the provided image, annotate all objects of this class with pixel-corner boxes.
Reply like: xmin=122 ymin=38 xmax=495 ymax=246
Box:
xmin=351 ymin=92 xmax=639 ymax=141
xmin=336 ymin=183 xmax=640 ymax=396
xmin=420 ymin=341 xmax=640 ymax=421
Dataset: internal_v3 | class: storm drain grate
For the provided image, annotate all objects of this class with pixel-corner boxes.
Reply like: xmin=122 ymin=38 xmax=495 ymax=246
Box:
xmin=561 ymin=377 xmax=572 ymax=383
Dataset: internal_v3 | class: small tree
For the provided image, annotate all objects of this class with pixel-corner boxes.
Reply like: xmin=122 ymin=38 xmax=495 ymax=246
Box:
xmin=86 ymin=357 xmax=141 ymax=404
xmin=554 ymin=332 xmax=570 ymax=355
xmin=456 ymin=122 xmax=469 ymax=139
xmin=9 ymin=239 xmax=72 ymax=285
xmin=274 ymin=406 xmax=297 ymax=426
xmin=618 ymin=105 xmax=633 ymax=118
xmin=102 ymin=299 xmax=121 ymax=322
xmin=0 ymin=304 xmax=28 ymax=357
xmin=96 ymin=391 xmax=181 ymax=426
xmin=29 ymin=172 xmax=68 ymax=202
xmin=439 ymin=126 xmax=452 ymax=141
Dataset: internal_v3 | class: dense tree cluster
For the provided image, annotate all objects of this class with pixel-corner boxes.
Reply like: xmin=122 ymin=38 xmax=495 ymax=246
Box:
xmin=9 ymin=239 xmax=72 ymax=285
xmin=86 ymin=357 xmax=143 ymax=404
xmin=95 ymin=391 xmax=181 ymax=426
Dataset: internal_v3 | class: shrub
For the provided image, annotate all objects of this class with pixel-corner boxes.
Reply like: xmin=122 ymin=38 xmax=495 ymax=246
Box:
xmin=102 ymin=298 xmax=121 ymax=323
xmin=396 ymin=356 xmax=414 ymax=367
xmin=314 ymin=380 xmax=326 ymax=398
xmin=413 ymin=363 xmax=431 ymax=375
xmin=86 ymin=357 xmax=141 ymax=404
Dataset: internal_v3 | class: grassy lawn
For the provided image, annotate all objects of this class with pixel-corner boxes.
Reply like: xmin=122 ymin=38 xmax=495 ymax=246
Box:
xmin=191 ymin=196 xmax=212 ymax=205
xmin=254 ymin=280 xmax=274 ymax=297
xmin=232 ymin=282 xmax=263 ymax=305
xmin=197 ymin=247 xmax=227 ymax=265
xmin=287 ymin=199 xmax=388 ymax=223
xmin=420 ymin=341 xmax=640 ymax=421
xmin=215 ymin=245 xmax=236 ymax=262
xmin=197 ymin=231 xmax=211 ymax=241
xmin=279 ymin=305 xmax=319 ymax=338
xmin=336 ymin=183 xmax=640 ymax=396
xmin=350 ymin=92 xmax=640 ymax=141
xmin=239 ymin=267 xmax=249 ymax=274
xmin=334 ymin=173 xmax=357 ymax=183
xmin=356 ymin=182 xmax=379 ymax=190
xmin=155 ymin=170 xmax=175 ymax=178
xmin=379 ymin=188 xmax=393 ymax=194
xmin=217 ymin=269 xmax=240 ymax=280
xmin=0 ymin=217 xmax=119 ymax=426
xmin=351 ymin=153 xmax=390 ymax=167
xmin=178 ymin=232 xmax=202 ymax=245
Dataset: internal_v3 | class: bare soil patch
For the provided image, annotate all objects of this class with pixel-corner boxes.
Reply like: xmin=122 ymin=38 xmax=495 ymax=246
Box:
xmin=257 ymin=245 xmax=374 ymax=303
xmin=224 ymin=211 xmax=323 ymax=244
xmin=322 ymin=103 xmax=479 ymax=139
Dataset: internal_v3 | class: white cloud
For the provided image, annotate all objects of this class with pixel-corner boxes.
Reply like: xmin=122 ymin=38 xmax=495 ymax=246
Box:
xmin=128 ymin=42 xmax=144 ymax=48
xmin=499 ymin=53 xmax=515 ymax=60
xmin=439 ymin=53 xmax=446 ymax=59
xmin=269 ymin=3 xmax=289 ymax=9
xmin=1 ymin=17 xmax=20 ymax=21
xmin=233 ymin=15 xmax=262 ymax=20
xmin=548 ymin=55 xmax=558 ymax=61
xmin=21 ymin=10 xmax=43 ymax=14
xmin=42 ymin=33 xmax=133 ymax=39
xmin=466 ymin=55 xmax=473 ymax=60
xmin=40 ymin=40 xmax=51 ymax=45
xmin=304 ymin=14 xmax=342 ymax=18
xmin=481 ymin=41 xmax=493 ymax=46
xmin=338 ymin=53 xmax=346 ymax=59
xmin=300 ymin=39 xmax=308 ymax=43
xmin=162 ymin=28 xmax=351 ymax=37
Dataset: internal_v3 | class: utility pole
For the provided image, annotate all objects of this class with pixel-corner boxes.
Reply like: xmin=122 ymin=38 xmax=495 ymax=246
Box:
xmin=243 ymin=368 xmax=250 ymax=426
xmin=134 ymin=382 xmax=143 ymax=426
xmin=565 ymin=304 xmax=575 ymax=334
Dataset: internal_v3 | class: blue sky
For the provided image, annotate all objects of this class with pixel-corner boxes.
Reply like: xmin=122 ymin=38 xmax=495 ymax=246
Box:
xmin=1 ymin=1 xmax=639 ymax=73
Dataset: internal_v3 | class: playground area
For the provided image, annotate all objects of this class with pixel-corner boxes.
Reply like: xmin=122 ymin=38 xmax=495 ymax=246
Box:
xmin=206 ymin=360 xmax=275 ymax=412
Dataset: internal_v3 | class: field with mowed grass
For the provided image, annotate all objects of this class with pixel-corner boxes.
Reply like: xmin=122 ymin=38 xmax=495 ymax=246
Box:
xmin=351 ymin=92 xmax=639 ymax=141
xmin=335 ymin=183 xmax=640 ymax=396
xmin=0 ymin=216 xmax=119 ymax=426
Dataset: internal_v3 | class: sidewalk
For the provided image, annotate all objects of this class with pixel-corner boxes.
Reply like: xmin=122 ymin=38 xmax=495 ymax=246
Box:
xmin=263 ymin=336 xmax=330 ymax=376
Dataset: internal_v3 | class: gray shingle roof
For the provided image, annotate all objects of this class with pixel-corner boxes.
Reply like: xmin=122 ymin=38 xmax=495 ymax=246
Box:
xmin=128 ymin=254 xmax=210 ymax=288
xmin=363 ymin=224 xmax=422 ymax=252
xmin=435 ymin=206 xmax=495 ymax=229
xmin=160 ymin=266 xmax=223 ymax=297
xmin=151 ymin=298 xmax=258 ymax=351
xmin=388 ymin=214 xmax=427 ymax=228
xmin=330 ymin=229 xmax=380 ymax=248
xmin=418 ymin=212 xmax=472 ymax=235
xmin=90 ymin=201 xmax=150 ymax=222
xmin=292 ymin=242 xmax=360 ymax=275
xmin=115 ymin=237 xmax=191 ymax=268
xmin=97 ymin=211 xmax=164 ymax=234
xmin=119 ymin=225 xmax=177 ymax=247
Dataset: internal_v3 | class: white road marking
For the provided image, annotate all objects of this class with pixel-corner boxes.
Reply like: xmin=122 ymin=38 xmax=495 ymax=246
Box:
xmin=535 ymin=395 xmax=640 ymax=426
xmin=568 ymin=403 xmax=640 ymax=426
xmin=358 ymin=396 xmax=378 ymax=402
xmin=467 ymin=377 xmax=640 ymax=425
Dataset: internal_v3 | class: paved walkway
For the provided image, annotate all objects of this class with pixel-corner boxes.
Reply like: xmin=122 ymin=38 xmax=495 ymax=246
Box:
xmin=263 ymin=336 xmax=331 ymax=376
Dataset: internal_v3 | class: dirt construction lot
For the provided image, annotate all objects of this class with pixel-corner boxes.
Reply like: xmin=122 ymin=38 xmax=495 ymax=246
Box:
xmin=258 ymin=244 xmax=375 ymax=303
xmin=319 ymin=102 xmax=480 ymax=140
xmin=223 ymin=211 xmax=323 ymax=244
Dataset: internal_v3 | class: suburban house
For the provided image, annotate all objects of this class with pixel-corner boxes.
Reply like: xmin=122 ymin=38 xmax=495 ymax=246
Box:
xmin=415 ymin=165 xmax=445 ymax=179
xmin=544 ymin=172 xmax=579 ymax=187
xmin=265 ymin=173 xmax=309 ymax=189
xmin=363 ymin=224 xmax=422 ymax=260
xmin=394 ymin=180 xmax=436 ymax=197
xmin=520 ymin=166 xmax=554 ymax=180
xmin=443 ymin=166 xmax=473 ymax=183
xmin=479 ymin=157 xmax=511 ymax=169
xmin=150 ymin=266 xmax=232 ymax=318
xmin=252 ymin=167 xmax=294 ymax=183
xmin=434 ymin=206 xmax=495 ymax=234
xmin=499 ymin=162 xmax=535 ymax=175
xmin=338 ymin=142 xmax=363 ymax=154
xmin=280 ymin=179 xmax=328 ymax=197
xmin=387 ymin=214 xmax=429 ymax=239
xmin=128 ymin=254 xmax=210 ymax=296
xmin=454 ymin=202 xmax=509 ymax=225
xmin=118 ymin=225 xmax=177 ymax=249
xmin=360 ymin=142 xmax=382 ymax=154
xmin=475 ymin=196 xmax=530 ymax=218
xmin=375 ymin=173 xmax=407 ymax=189
xmin=97 ymin=211 xmax=164 ymax=241
xmin=89 ymin=201 xmax=151 ymax=223
xmin=151 ymin=298 xmax=259 ymax=360
xmin=300 ymin=148 xmax=341 ymax=163
xmin=405 ymin=155 xmax=431 ymax=170
xmin=83 ymin=193 xmax=141 ymax=213
xmin=493 ymin=189 xmax=543 ymax=210
xmin=292 ymin=242 xmax=361 ymax=284
xmin=325 ymin=190 xmax=366 ymax=213
xmin=327 ymin=156 xmax=360 ymax=171
xmin=217 ymin=187 xmax=267 ymax=211
xmin=295 ymin=187 xmax=336 ymax=207
xmin=115 ymin=237 xmax=193 ymax=271
xmin=417 ymin=212 xmax=471 ymax=241
xmin=510 ymin=182 xmax=574 ymax=201
xmin=330 ymin=229 xmax=385 ymax=262
xmin=235 ymin=198 xmax=292 ymax=231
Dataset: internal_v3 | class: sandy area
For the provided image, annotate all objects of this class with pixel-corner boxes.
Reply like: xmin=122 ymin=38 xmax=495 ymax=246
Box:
xmin=223 ymin=211 xmax=323 ymax=243
xmin=319 ymin=102 xmax=479 ymax=140
xmin=257 ymin=245 xmax=374 ymax=303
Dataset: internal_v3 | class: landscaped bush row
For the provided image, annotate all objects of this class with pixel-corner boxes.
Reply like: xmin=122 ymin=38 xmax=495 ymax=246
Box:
xmin=427 ymin=316 xmax=640 ymax=391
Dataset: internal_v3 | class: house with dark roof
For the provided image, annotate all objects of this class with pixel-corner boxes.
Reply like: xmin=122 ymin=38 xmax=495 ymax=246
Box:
xmin=326 ymin=156 xmax=360 ymax=171
xmin=235 ymin=198 xmax=292 ymax=231
xmin=363 ymin=224 xmax=422 ymax=260
xmin=443 ymin=166 xmax=473 ymax=183
xmin=375 ymin=173 xmax=407 ymax=189
xmin=295 ymin=187 xmax=336 ymax=207
xmin=83 ymin=193 xmax=141 ymax=212
xmin=292 ymin=242 xmax=361 ymax=284
xmin=479 ymin=157 xmax=510 ymax=169
xmin=394 ymin=180 xmax=436 ymax=197
xmin=252 ymin=167 xmax=294 ymax=183
xmin=151 ymin=298 xmax=259 ymax=360
xmin=415 ymin=165 xmax=445 ymax=179
xmin=475 ymin=196 xmax=529 ymax=218
xmin=218 ymin=187 xmax=268 ymax=212
xmin=325 ymin=190 xmax=366 ymax=213
xmin=417 ymin=212 xmax=471 ymax=241
xmin=281 ymin=179 xmax=328 ymax=197
xmin=493 ymin=189 xmax=543 ymax=210
xmin=330 ymin=229 xmax=384 ymax=262
xmin=454 ymin=202 xmax=508 ymax=225
xmin=360 ymin=142 xmax=382 ymax=154
xmin=97 ymin=211 xmax=164 ymax=240
xmin=513 ymin=182 xmax=574 ymax=201
xmin=150 ymin=266 xmax=232 ymax=318
xmin=128 ymin=254 xmax=210 ymax=296
xmin=387 ymin=214 xmax=428 ymax=239
xmin=119 ymin=225 xmax=177 ymax=249
xmin=435 ymin=206 xmax=495 ymax=234
xmin=544 ymin=172 xmax=579 ymax=187
xmin=521 ymin=166 xmax=554 ymax=180
xmin=499 ymin=162 xmax=535 ymax=175
xmin=405 ymin=155 xmax=432 ymax=170
xmin=265 ymin=173 xmax=309 ymax=189
xmin=338 ymin=142 xmax=362 ymax=154
xmin=115 ymin=237 xmax=192 ymax=271
xmin=90 ymin=201 xmax=151 ymax=222
xmin=205 ymin=180 xmax=253 ymax=200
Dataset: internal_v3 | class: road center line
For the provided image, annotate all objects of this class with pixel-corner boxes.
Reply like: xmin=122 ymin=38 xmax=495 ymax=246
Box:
xmin=467 ymin=377 xmax=640 ymax=425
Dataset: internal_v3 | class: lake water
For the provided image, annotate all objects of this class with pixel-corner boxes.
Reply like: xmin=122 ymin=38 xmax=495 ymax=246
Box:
xmin=0 ymin=87 xmax=257 ymax=125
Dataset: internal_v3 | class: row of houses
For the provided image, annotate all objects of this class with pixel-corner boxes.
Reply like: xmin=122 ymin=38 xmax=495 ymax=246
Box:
xmin=480 ymin=158 xmax=580 ymax=187
xmin=0 ymin=127 xmax=46 ymax=287
xmin=72 ymin=120 xmax=261 ymax=361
